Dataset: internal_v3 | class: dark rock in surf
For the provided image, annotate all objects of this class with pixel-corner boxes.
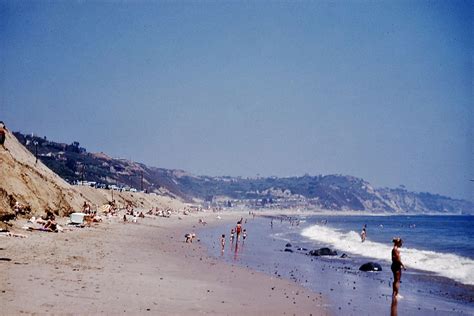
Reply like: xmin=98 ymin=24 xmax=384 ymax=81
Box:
xmin=340 ymin=253 xmax=348 ymax=258
xmin=308 ymin=248 xmax=337 ymax=256
xmin=285 ymin=243 xmax=292 ymax=248
xmin=284 ymin=248 xmax=294 ymax=253
xmin=359 ymin=262 xmax=382 ymax=272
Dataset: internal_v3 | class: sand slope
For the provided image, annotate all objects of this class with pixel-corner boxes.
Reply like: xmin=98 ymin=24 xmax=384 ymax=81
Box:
xmin=0 ymin=128 xmax=185 ymax=220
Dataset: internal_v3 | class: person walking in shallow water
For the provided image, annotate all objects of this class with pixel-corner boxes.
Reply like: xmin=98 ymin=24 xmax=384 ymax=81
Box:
xmin=391 ymin=238 xmax=406 ymax=299
xmin=235 ymin=221 xmax=242 ymax=240
xmin=220 ymin=234 xmax=225 ymax=251
xmin=230 ymin=229 xmax=235 ymax=243
xmin=360 ymin=224 xmax=367 ymax=242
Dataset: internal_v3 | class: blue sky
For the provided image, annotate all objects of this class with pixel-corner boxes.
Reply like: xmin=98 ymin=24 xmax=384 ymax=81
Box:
xmin=1 ymin=1 xmax=472 ymax=201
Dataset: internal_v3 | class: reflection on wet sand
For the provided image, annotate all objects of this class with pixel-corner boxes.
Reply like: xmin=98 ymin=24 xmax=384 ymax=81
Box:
xmin=390 ymin=296 xmax=398 ymax=316
xmin=233 ymin=239 xmax=239 ymax=260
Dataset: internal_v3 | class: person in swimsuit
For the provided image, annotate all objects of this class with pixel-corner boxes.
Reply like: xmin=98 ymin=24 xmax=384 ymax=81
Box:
xmin=361 ymin=225 xmax=367 ymax=242
xmin=391 ymin=238 xmax=406 ymax=299
xmin=220 ymin=234 xmax=225 ymax=251
xmin=236 ymin=222 xmax=242 ymax=240
xmin=0 ymin=121 xmax=6 ymax=148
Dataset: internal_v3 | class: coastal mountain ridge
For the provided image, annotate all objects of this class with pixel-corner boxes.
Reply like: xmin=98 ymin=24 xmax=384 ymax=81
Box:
xmin=12 ymin=131 xmax=473 ymax=214
xmin=0 ymin=128 xmax=185 ymax=220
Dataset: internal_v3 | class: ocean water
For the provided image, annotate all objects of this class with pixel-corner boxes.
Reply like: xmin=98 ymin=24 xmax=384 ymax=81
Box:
xmin=199 ymin=213 xmax=474 ymax=315
xmin=300 ymin=215 xmax=474 ymax=285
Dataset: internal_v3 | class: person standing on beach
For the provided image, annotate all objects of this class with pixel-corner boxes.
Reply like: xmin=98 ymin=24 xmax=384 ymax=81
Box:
xmin=391 ymin=238 xmax=406 ymax=299
xmin=0 ymin=121 xmax=7 ymax=148
xmin=230 ymin=229 xmax=235 ymax=243
xmin=220 ymin=234 xmax=225 ymax=251
xmin=236 ymin=222 xmax=242 ymax=240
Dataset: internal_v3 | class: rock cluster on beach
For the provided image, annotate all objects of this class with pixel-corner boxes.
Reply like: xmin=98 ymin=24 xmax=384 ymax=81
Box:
xmin=308 ymin=247 xmax=338 ymax=256
xmin=359 ymin=262 xmax=383 ymax=272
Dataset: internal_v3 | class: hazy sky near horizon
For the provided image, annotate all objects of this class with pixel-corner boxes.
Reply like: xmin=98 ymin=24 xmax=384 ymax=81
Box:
xmin=1 ymin=1 xmax=472 ymax=200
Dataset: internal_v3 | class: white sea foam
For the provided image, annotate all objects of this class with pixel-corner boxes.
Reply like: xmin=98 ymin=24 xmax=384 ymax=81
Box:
xmin=301 ymin=224 xmax=474 ymax=286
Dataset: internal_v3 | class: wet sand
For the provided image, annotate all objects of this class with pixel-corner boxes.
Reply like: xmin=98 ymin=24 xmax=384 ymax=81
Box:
xmin=0 ymin=211 xmax=328 ymax=315
xmin=198 ymin=215 xmax=474 ymax=316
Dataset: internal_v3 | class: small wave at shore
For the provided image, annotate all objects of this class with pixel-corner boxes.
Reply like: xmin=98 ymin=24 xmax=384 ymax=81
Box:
xmin=301 ymin=225 xmax=474 ymax=286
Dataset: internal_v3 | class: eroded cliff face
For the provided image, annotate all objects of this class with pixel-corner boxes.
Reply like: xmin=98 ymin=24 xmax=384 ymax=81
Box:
xmin=0 ymin=128 xmax=187 ymax=221
xmin=0 ymin=128 xmax=84 ymax=219
xmin=377 ymin=188 xmax=472 ymax=214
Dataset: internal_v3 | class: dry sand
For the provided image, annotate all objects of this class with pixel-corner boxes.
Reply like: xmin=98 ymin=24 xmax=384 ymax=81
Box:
xmin=0 ymin=210 xmax=329 ymax=315
xmin=0 ymin=127 xmax=328 ymax=314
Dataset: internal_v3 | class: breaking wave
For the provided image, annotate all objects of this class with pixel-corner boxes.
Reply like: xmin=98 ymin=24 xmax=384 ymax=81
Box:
xmin=301 ymin=224 xmax=474 ymax=286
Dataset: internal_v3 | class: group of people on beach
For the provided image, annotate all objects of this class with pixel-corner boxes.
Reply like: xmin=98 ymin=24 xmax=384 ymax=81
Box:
xmin=270 ymin=215 xmax=302 ymax=228
xmin=221 ymin=218 xmax=248 ymax=252
xmin=122 ymin=204 xmax=145 ymax=223
xmin=146 ymin=207 xmax=173 ymax=218
xmin=24 ymin=209 xmax=60 ymax=232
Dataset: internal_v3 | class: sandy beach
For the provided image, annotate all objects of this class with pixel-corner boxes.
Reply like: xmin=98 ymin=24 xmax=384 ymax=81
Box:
xmin=0 ymin=210 xmax=328 ymax=315
xmin=1 ymin=131 xmax=472 ymax=315
xmin=2 ymin=1 xmax=472 ymax=314
xmin=0 ymin=122 xmax=327 ymax=315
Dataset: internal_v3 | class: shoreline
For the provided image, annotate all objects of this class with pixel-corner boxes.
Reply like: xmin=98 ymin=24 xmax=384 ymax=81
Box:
xmin=198 ymin=213 xmax=474 ymax=315
xmin=0 ymin=210 xmax=329 ymax=315
xmin=248 ymin=208 xmax=473 ymax=217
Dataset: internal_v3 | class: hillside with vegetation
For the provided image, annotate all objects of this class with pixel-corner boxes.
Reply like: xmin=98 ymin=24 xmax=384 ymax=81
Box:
xmin=0 ymin=129 xmax=185 ymax=221
xmin=12 ymin=131 xmax=473 ymax=214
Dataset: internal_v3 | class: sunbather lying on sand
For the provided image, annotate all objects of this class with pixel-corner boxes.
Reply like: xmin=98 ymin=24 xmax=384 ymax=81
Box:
xmin=42 ymin=219 xmax=58 ymax=232
xmin=32 ymin=210 xmax=55 ymax=226
xmin=24 ymin=220 xmax=59 ymax=233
